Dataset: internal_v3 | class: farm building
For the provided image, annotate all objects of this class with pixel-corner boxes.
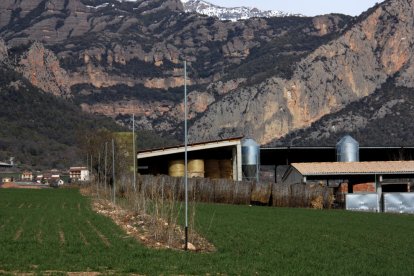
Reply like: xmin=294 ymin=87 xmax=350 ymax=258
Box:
xmin=282 ymin=161 xmax=414 ymax=192
xmin=138 ymin=135 xmax=414 ymax=183
xmin=2 ymin=177 xmax=12 ymax=183
xmin=138 ymin=137 xmax=244 ymax=181
xmin=0 ymin=162 xmax=12 ymax=168
xmin=281 ymin=161 xmax=414 ymax=212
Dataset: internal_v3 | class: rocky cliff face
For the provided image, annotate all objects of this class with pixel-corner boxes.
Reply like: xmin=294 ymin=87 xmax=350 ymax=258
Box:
xmin=19 ymin=42 xmax=71 ymax=97
xmin=0 ymin=0 xmax=351 ymax=143
xmin=3 ymin=0 xmax=411 ymax=147
xmin=271 ymin=80 xmax=414 ymax=147
xmin=0 ymin=0 xmax=184 ymax=46
xmin=189 ymin=0 xmax=414 ymax=144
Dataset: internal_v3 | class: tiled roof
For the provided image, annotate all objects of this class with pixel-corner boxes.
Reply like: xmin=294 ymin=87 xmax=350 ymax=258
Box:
xmin=291 ymin=161 xmax=414 ymax=176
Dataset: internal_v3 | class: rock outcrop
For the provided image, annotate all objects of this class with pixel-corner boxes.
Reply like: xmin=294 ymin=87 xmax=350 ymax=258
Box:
xmin=0 ymin=39 xmax=7 ymax=61
xmin=19 ymin=42 xmax=71 ymax=97
xmin=4 ymin=0 xmax=413 ymax=147
xmin=189 ymin=0 xmax=414 ymax=144
xmin=0 ymin=0 xmax=352 ymax=141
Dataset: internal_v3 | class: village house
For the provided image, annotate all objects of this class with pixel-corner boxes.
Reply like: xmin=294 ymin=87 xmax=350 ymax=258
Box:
xmin=69 ymin=167 xmax=89 ymax=181
xmin=21 ymin=171 xmax=33 ymax=181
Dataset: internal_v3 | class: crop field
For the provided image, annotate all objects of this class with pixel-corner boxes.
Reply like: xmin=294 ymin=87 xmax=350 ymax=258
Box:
xmin=1 ymin=188 xmax=414 ymax=275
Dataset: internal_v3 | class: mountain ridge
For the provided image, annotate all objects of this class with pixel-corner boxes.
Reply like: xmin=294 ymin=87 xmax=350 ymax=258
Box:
xmin=1 ymin=0 xmax=413 ymax=157
xmin=188 ymin=0 xmax=414 ymax=144
xmin=181 ymin=0 xmax=302 ymax=21
xmin=0 ymin=0 xmax=351 ymax=141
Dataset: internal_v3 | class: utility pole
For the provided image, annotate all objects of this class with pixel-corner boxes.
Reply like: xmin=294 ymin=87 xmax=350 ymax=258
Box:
xmin=112 ymin=139 xmax=116 ymax=204
xmin=90 ymin=154 xmax=93 ymax=181
xmin=184 ymin=60 xmax=189 ymax=251
xmin=132 ymin=114 xmax=136 ymax=191
xmin=104 ymin=142 xmax=108 ymax=196
xmin=97 ymin=152 xmax=101 ymax=199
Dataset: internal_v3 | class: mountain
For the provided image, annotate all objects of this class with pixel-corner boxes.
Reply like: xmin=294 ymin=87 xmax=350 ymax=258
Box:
xmin=188 ymin=0 xmax=414 ymax=144
xmin=270 ymin=79 xmax=414 ymax=147
xmin=1 ymin=0 xmax=413 ymax=154
xmin=0 ymin=41 xmax=178 ymax=169
xmin=0 ymin=59 xmax=121 ymax=169
xmin=0 ymin=0 xmax=350 ymax=141
xmin=181 ymin=0 xmax=301 ymax=21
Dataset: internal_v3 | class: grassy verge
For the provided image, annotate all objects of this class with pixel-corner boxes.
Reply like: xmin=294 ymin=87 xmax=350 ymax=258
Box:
xmin=0 ymin=188 xmax=414 ymax=274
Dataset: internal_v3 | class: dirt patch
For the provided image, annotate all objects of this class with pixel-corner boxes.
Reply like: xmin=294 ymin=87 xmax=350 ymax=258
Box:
xmin=0 ymin=217 xmax=11 ymax=230
xmin=36 ymin=230 xmax=42 ymax=244
xmin=91 ymin=199 xmax=216 ymax=253
xmin=59 ymin=229 xmax=65 ymax=245
xmin=18 ymin=203 xmax=25 ymax=209
xmin=79 ymin=230 xmax=89 ymax=246
xmin=14 ymin=228 xmax=23 ymax=241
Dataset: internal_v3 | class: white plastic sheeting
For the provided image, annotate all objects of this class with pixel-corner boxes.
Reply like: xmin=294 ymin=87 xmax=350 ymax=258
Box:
xmin=384 ymin=193 xmax=414 ymax=214
xmin=346 ymin=193 xmax=379 ymax=212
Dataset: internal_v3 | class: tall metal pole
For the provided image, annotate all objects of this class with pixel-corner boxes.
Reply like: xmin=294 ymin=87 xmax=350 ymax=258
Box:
xmin=184 ymin=60 xmax=189 ymax=251
xmin=91 ymin=154 xmax=93 ymax=180
xmin=112 ymin=139 xmax=116 ymax=204
xmin=97 ymin=152 xmax=100 ymax=199
xmin=132 ymin=114 xmax=137 ymax=191
xmin=104 ymin=142 xmax=108 ymax=196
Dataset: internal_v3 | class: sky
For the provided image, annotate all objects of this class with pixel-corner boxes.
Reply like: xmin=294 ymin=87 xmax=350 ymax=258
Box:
xmin=205 ymin=0 xmax=384 ymax=17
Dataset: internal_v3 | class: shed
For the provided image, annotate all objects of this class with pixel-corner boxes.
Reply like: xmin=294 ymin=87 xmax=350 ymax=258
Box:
xmin=137 ymin=137 xmax=243 ymax=181
xmin=283 ymin=161 xmax=414 ymax=205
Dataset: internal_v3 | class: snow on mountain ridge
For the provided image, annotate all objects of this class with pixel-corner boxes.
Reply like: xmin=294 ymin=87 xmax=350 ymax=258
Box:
xmin=182 ymin=0 xmax=302 ymax=21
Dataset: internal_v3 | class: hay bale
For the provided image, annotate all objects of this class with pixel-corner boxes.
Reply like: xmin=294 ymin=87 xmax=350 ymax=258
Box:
xmin=188 ymin=159 xmax=204 ymax=172
xmin=219 ymin=159 xmax=233 ymax=179
xmin=272 ymin=183 xmax=290 ymax=207
xmin=205 ymin=159 xmax=221 ymax=179
xmin=233 ymin=181 xmax=252 ymax=205
xmin=188 ymin=159 xmax=204 ymax=178
xmin=168 ymin=160 xmax=185 ymax=177
xmin=251 ymin=182 xmax=272 ymax=204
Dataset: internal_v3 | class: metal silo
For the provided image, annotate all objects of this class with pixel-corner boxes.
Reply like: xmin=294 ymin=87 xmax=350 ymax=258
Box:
xmin=336 ymin=135 xmax=359 ymax=162
xmin=242 ymin=139 xmax=260 ymax=181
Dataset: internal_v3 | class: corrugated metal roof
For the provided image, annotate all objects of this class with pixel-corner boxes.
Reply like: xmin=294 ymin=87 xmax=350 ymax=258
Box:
xmin=291 ymin=161 xmax=414 ymax=175
xmin=138 ymin=136 xmax=244 ymax=154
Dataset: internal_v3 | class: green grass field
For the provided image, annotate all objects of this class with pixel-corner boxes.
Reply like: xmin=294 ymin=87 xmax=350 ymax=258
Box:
xmin=1 ymin=189 xmax=414 ymax=275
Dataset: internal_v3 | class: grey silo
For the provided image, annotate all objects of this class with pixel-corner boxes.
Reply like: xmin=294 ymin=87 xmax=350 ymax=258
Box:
xmin=242 ymin=138 xmax=260 ymax=181
xmin=336 ymin=135 xmax=359 ymax=162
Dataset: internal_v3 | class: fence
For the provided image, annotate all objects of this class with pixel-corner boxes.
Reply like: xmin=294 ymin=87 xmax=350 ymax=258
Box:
xmin=272 ymin=183 xmax=333 ymax=209
xmin=134 ymin=175 xmax=333 ymax=208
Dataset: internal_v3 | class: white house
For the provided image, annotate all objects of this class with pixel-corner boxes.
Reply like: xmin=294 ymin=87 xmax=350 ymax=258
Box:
xmin=69 ymin=167 xmax=90 ymax=181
